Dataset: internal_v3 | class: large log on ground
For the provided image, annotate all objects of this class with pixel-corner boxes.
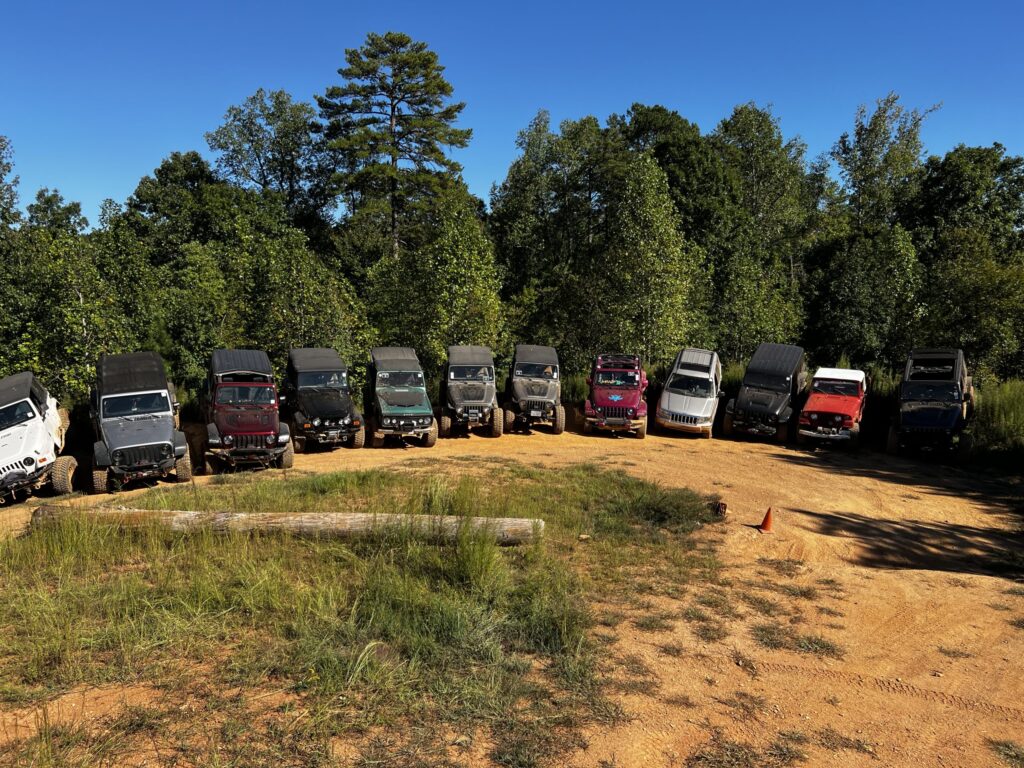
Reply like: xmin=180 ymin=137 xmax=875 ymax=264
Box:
xmin=29 ymin=506 xmax=543 ymax=546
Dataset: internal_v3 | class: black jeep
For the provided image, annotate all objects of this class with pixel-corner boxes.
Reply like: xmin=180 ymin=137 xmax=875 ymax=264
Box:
xmin=283 ymin=348 xmax=365 ymax=451
xmin=723 ymin=343 xmax=807 ymax=443
xmin=887 ymin=348 xmax=974 ymax=454
xmin=438 ymin=345 xmax=502 ymax=438
xmin=503 ymin=344 xmax=565 ymax=434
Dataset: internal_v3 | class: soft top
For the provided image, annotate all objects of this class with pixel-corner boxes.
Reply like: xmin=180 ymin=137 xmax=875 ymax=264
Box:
xmin=675 ymin=348 xmax=715 ymax=374
xmin=448 ymin=345 xmax=494 ymax=366
xmin=746 ymin=343 xmax=804 ymax=377
xmin=813 ymin=367 xmax=866 ymax=385
xmin=595 ymin=353 xmax=641 ymax=370
xmin=0 ymin=372 xmax=35 ymax=407
xmin=98 ymin=352 xmax=168 ymax=395
xmin=211 ymin=349 xmax=273 ymax=376
xmin=513 ymin=344 xmax=559 ymax=365
xmin=372 ymin=347 xmax=422 ymax=372
xmin=905 ymin=348 xmax=962 ymax=382
xmin=289 ymin=348 xmax=346 ymax=373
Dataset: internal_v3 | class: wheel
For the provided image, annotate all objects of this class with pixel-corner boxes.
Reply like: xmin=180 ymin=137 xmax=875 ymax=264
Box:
xmin=552 ymin=404 xmax=566 ymax=435
xmin=58 ymin=407 xmax=71 ymax=435
xmin=422 ymin=419 xmax=438 ymax=448
xmin=703 ymin=427 xmax=713 ymax=439
xmin=278 ymin=440 xmax=295 ymax=469
xmin=957 ymin=432 xmax=974 ymax=460
xmin=886 ymin=424 xmax=900 ymax=454
xmin=504 ymin=408 xmax=516 ymax=433
xmin=175 ymin=452 xmax=193 ymax=482
xmin=796 ymin=429 xmax=807 ymax=446
xmin=369 ymin=419 xmax=385 ymax=449
xmin=91 ymin=466 xmax=110 ymax=494
xmin=51 ymin=455 xmax=77 ymax=495
xmin=722 ymin=412 xmax=734 ymax=437
xmin=489 ymin=410 xmax=503 ymax=437
xmin=294 ymin=435 xmax=307 ymax=454
xmin=204 ymin=456 xmax=218 ymax=475
xmin=635 ymin=420 xmax=647 ymax=440
xmin=583 ymin=420 xmax=593 ymax=435
xmin=350 ymin=426 xmax=366 ymax=449
xmin=848 ymin=426 xmax=861 ymax=449
xmin=775 ymin=420 xmax=791 ymax=444
xmin=439 ymin=413 xmax=452 ymax=438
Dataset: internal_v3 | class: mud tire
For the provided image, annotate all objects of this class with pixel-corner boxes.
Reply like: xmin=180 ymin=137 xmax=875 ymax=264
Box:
xmin=91 ymin=466 xmax=110 ymax=495
xmin=886 ymin=424 xmax=900 ymax=455
xmin=279 ymin=441 xmax=295 ymax=469
xmin=552 ymin=404 xmax=566 ymax=435
xmin=439 ymin=413 xmax=452 ymax=438
xmin=175 ymin=452 xmax=193 ymax=482
xmin=489 ymin=410 xmax=503 ymax=437
xmin=504 ymin=408 xmax=517 ymax=433
xmin=350 ymin=426 xmax=366 ymax=449
xmin=635 ymin=420 xmax=647 ymax=440
xmin=422 ymin=419 xmax=438 ymax=448
xmin=51 ymin=455 xmax=77 ymax=495
xmin=722 ymin=412 xmax=734 ymax=437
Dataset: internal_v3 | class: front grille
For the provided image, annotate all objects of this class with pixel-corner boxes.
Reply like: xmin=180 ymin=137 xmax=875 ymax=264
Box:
xmin=233 ymin=434 xmax=268 ymax=450
xmin=669 ymin=413 xmax=702 ymax=425
xmin=118 ymin=444 xmax=166 ymax=467
xmin=526 ymin=400 xmax=551 ymax=413
xmin=1 ymin=462 xmax=28 ymax=478
xmin=601 ymin=406 xmax=630 ymax=420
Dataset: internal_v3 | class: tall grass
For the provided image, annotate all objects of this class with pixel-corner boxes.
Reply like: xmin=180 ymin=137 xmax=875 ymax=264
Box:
xmin=974 ymin=380 xmax=1024 ymax=459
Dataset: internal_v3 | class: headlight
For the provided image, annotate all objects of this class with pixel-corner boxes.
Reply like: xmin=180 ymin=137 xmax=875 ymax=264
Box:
xmin=161 ymin=444 xmax=172 ymax=458
xmin=627 ymin=408 xmax=635 ymax=417
xmin=312 ymin=417 xmax=322 ymax=427
xmin=23 ymin=456 xmax=35 ymax=467
xmin=342 ymin=416 xmax=351 ymax=425
xmin=810 ymin=413 xmax=818 ymax=420
xmin=112 ymin=450 xmax=124 ymax=464
xmin=595 ymin=407 xmax=602 ymax=413
xmin=420 ymin=417 xmax=430 ymax=426
xmin=456 ymin=407 xmax=464 ymax=416
xmin=383 ymin=418 xmax=393 ymax=426
xmin=223 ymin=434 xmax=234 ymax=446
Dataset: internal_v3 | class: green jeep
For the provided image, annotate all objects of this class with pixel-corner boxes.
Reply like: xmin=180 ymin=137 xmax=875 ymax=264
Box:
xmin=365 ymin=347 xmax=437 ymax=448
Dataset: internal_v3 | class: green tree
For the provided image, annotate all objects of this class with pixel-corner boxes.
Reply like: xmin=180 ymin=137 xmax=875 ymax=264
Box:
xmin=318 ymin=31 xmax=472 ymax=260
xmin=0 ymin=135 xmax=19 ymax=230
xmin=26 ymin=188 xmax=89 ymax=233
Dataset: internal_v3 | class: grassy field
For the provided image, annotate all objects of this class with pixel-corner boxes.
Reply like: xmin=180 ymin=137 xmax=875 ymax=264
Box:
xmin=0 ymin=461 xmax=720 ymax=767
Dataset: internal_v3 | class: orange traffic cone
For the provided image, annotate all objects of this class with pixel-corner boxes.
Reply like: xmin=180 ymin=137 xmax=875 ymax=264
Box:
xmin=757 ymin=507 xmax=774 ymax=534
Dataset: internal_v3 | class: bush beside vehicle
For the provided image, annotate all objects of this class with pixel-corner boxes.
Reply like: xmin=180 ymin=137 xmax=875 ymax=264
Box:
xmin=583 ymin=353 xmax=648 ymax=438
xmin=283 ymin=348 xmax=364 ymax=451
xmin=503 ymin=345 xmax=565 ymax=434
xmin=797 ymin=368 xmax=867 ymax=446
xmin=366 ymin=347 xmax=437 ymax=448
xmin=439 ymin=345 xmax=502 ymax=438
xmin=888 ymin=348 xmax=974 ymax=454
xmin=723 ymin=343 xmax=807 ymax=443
xmin=655 ymin=348 xmax=723 ymax=438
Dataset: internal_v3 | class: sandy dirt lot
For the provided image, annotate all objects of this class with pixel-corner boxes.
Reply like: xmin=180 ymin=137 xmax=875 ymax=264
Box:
xmin=2 ymin=424 xmax=1022 ymax=766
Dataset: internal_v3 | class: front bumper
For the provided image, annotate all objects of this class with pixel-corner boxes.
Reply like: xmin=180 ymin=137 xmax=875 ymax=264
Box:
xmin=300 ymin=426 xmax=361 ymax=445
xmin=799 ymin=426 xmax=855 ymax=441
xmin=513 ymin=402 xmax=557 ymax=422
xmin=109 ymin=457 xmax=177 ymax=481
xmin=895 ymin=426 xmax=960 ymax=446
xmin=452 ymin=405 xmax=495 ymax=424
xmin=732 ymin=417 xmax=780 ymax=436
xmin=656 ymin=414 xmax=712 ymax=434
xmin=0 ymin=463 xmax=49 ymax=498
xmin=587 ymin=416 xmax=645 ymax=432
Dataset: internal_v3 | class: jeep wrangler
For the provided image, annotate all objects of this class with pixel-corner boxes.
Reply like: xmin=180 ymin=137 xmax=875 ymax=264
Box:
xmin=0 ymin=372 xmax=76 ymax=502
xmin=202 ymin=349 xmax=293 ymax=471
xmin=503 ymin=345 xmax=565 ymax=434
xmin=439 ymin=345 xmax=502 ymax=438
xmin=366 ymin=347 xmax=437 ymax=448
xmin=797 ymin=367 xmax=867 ymax=446
xmin=583 ymin=353 xmax=648 ymax=438
xmin=655 ymin=348 xmax=723 ymax=438
xmin=723 ymin=343 xmax=807 ymax=443
xmin=887 ymin=348 xmax=974 ymax=454
xmin=90 ymin=351 xmax=191 ymax=493
xmin=283 ymin=348 xmax=364 ymax=451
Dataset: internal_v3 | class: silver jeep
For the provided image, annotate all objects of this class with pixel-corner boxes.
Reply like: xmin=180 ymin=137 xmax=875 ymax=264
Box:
xmin=655 ymin=348 xmax=723 ymax=438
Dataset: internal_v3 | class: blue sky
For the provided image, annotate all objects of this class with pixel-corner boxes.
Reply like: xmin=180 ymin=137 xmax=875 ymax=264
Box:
xmin=4 ymin=0 xmax=1022 ymax=223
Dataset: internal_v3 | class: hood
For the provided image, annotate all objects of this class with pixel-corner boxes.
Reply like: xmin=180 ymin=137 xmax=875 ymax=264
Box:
xmin=101 ymin=413 xmax=176 ymax=449
xmin=803 ymin=392 xmax=860 ymax=420
xmin=377 ymin=387 xmax=432 ymax=415
xmin=659 ymin=391 xmax=715 ymax=419
xmin=0 ymin=419 xmax=48 ymax=466
xmin=591 ymin=385 xmax=642 ymax=409
xmin=298 ymin=389 xmax=354 ymax=420
xmin=512 ymin=378 xmax=559 ymax=403
xmin=900 ymin=401 xmax=960 ymax=429
xmin=448 ymin=380 xmax=495 ymax=407
xmin=214 ymin=406 xmax=280 ymax=436
xmin=736 ymin=386 xmax=789 ymax=417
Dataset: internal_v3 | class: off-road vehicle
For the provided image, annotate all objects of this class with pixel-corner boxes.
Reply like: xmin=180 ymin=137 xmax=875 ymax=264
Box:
xmin=0 ymin=372 xmax=76 ymax=502
xmin=583 ymin=353 xmax=648 ymax=438
xmin=503 ymin=345 xmax=565 ymax=434
xmin=283 ymin=348 xmax=364 ymax=451
xmin=202 ymin=349 xmax=292 ymax=471
xmin=797 ymin=367 xmax=867 ymax=446
xmin=723 ymin=343 xmax=807 ymax=443
xmin=655 ymin=348 xmax=723 ymax=438
xmin=438 ymin=345 xmax=502 ymax=438
xmin=366 ymin=347 xmax=437 ymax=448
xmin=887 ymin=348 xmax=974 ymax=454
xmin=90 ymin=352 xmax=190 ymax=493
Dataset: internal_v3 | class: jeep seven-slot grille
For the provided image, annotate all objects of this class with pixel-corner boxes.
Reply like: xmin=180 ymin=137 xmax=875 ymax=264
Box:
xmin=1 ymin=462 xmax=28 ymax=478
xmin=526 ymin=400 xmax=551 ymax=413
xmin=668 ymin=413 xmax=701 ymax=425
xmin=601 ymin=406 xmax=630 ymax=420
xmin=234 ymin=434 xmax=267 ymax=450
xmin=120 ymin=445 xmax=165 ymax=467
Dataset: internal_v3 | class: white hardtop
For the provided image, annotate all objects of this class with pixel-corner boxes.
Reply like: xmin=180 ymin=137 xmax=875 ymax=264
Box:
xmin=813 ymin=367 xmax=866 ymax=384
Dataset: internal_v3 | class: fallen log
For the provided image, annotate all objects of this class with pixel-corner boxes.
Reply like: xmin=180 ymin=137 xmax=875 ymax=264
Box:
xmin=30 ymin=506 xmax=543 ymax=546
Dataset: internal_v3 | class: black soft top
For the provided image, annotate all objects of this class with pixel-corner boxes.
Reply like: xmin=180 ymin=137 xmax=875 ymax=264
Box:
xmin=905 ymin=348 xmax=962 ymax=382
xmin=595 ymin=353 xmax=641 ymax=370
xmin=371 ymin=347 xmax=422 ymax=372
xmin=0 ymin=372 xmax=36 ymax=407
xmin=97 ymin=352 xmax=168 ymax=395
xmin=288 ymin=348 xmax=346 ymax=373
xmin=211 ymin=349 xmax=273 ymax=376
xmin=513 ymin=344 xmax=559 ymax=366
xmin=746 ymin=343 xmax=804 ymax=377
xmin=447 ymin=345 xmax=494 ymax=366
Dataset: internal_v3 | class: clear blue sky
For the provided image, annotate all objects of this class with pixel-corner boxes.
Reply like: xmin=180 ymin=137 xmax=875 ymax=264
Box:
xmin=4 ymin=0 xmax=1022 ymax=223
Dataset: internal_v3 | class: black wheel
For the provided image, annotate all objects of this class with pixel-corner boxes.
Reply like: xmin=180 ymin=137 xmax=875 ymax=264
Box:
xmin=886 ymin=424 xmax=900 ymax=454
xmin=51 ymin=455 xmax=77 ymax=495
xmin=722 ymin=412 xmax=734 ymax=437
xmin=583 ymin=420 xmax=593 ymax=435
xmin=552 ymin=405 xmax=566 ymax=435
xmin=350 ymin=426 xmax=366 ymax=448
xmin=422 ymin=419 xmax=438 ymax=448
xmin=294 ymin=435 xmax=307 ymax=453
xmin=175 ymin=452 xmax=193 ymax=482
xmin=279 ymin=441 xmax=295 ymax=469
xmin=91 ymin=466 xmax=110 ymax=494
xmin=439 ymin=413 xmax=452 ymax=438
xmin=848 ymin=426 xmax=861 ymax=450
xmin=775 ymin=420 xmax=791 ymax=444
xmin=489 ymin=410 xmax=503 ymax=437
xmin=504 ymin=408 xmax=516 ymax=433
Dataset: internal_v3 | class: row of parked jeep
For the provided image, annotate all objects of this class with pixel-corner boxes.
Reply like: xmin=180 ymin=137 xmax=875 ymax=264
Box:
xmin=0 ymin=340 xmax=973 ymax=502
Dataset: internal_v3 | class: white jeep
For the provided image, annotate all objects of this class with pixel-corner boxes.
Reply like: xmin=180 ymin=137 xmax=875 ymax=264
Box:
xmin=0 ymin=372 xmax=77 ymax=502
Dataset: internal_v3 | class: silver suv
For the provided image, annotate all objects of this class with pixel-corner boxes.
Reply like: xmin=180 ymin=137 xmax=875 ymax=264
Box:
xmin=655 ymin=349 xmax=723 ymax=438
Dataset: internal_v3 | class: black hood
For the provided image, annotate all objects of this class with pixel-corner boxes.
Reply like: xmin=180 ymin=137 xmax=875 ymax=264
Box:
xmin=736 ymin=386 xmax=789 ymax=417
xmin=298 ymin=389 xmax=354 ymax=420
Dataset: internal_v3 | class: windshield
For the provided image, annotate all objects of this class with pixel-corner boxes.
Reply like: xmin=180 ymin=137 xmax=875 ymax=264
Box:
xmin=215 ymin=385 xmax=276 ymax=406
xmin=102 ymin=392 xmax=170 ymax=418
xmin=378 ymin=371 xmax=424 ymax=388
xmin=902 ymin=382 xmax=958 ymax=402
xmin=666 ymin=374 xmax=713 ymax=398
xmin=813 ymin=379 xmax=860 ymax=397
xmin=449 ymin=365 xmax=494 ymax=382
xmin=514 ymin=363 xmax=558 ymax=379
xmin=297 ymin=371 xmax=348 ymax=390
xmin=0 ymin=400 xmax=36 ymax=430
xmin=595 ymin=370 xmax=640 ymax=388
xmin=744 ymin=372 xmax=791 ymax=393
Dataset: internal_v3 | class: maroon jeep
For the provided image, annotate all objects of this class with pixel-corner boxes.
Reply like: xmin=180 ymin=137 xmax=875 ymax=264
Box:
xmin=583 ymin=354 xmax=648 ymax=438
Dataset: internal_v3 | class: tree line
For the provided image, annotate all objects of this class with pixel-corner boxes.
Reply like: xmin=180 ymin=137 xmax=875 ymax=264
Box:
xmin=2 ymin=30 xmax=1023 ymax=403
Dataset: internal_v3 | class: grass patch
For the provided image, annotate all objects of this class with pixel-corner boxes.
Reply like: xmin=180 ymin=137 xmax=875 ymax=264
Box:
xmin=990 ymin=739 xmax=1024 ymax=767
xmin=740 ymin=592 xmax=786 ymax=617
xmin=758 ymin=558 xmax=802 ymax=577
xmin=686 ymin=731 xmax=807 ymax=767
xmin=1006 ymin=586 xmax=1024 ymax=597
xmin=1011 ymin=617 xmax=1024 ymax=630
xmin=696 ymin=590 xmax=742 ymax=619
xmin=776 ymin=584 xmax=819 ymax=600
xmin=633 ymin=611 xmax=676 ymax=632
xmin=751 ymin=623 xmax=844 ymax=659
xmin=818 ymin=727 xmax=875 ymax=754
xmin=693 ymin=622 xmax=729 ymax=643
xmin=938 ymin=646 xmax=973 ymax=659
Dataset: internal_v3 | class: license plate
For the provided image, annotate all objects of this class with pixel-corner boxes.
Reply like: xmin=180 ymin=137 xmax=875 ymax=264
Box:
xmin=530 ymin=410 xmax=542 ymax=417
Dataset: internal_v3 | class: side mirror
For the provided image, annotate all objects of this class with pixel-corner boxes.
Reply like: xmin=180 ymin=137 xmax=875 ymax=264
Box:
xmin=279 ymin=394 xmax=286 ymax=404
xmin=173 ymin=401 xmax=181 ymax=411
xmin=718 ymin=391 xmax=727 ymax=399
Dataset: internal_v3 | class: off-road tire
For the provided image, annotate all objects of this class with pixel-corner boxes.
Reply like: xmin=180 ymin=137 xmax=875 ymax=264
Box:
xmin=58 ymin=408 xmax=71 ymax=438
xmin=552 ymin=404 xmax=566 ymax=435
xmin=703 ymin=426 xmax=713 ymax=439
xmin=956 ymin=432 xmax=974 ymax=460
xmin=489 ymin=410 xmax=503 ymax=438
xmin=504 ymin=408 xmax=517 ymax=433
xmin=583 ymin=420 xmax=593 ymax=435
xmin=722 ymin=412 xmax=734 ymax=437
xmin=175 ymin=452 xmax=193 ymax=482
xmin=350 ymin=426 xmax=366 ymax=449
xmin=204 ymin=455 xmax=218 ymax=475
xmin=369 ymin=420 xmax=385 ymax=449
xmin=91 ymin=466 xmax=110 ymax=494
xmin=279 ymin=441 xmax=295 ymax=469
xmin=51 ymin=455 xmax=77 ymax=496
xmin=775 ymin=420 xmax=791 ymax=444
xmin=796 ymin=429 xmax=807 ymax=446
xmin=439 ymin=413 xmax=452 ymax=438
xmin=886 ymin=424 xmax=900 ymax=454
xmin=849 ymin=426 xmax=861 ymax=449
xmin=422 ymin=419 xmax=438 ymax=448
xmin=635 ymin=420 xmax=647 ymax=440
xmin=294 ymin=435 xmax=307 ymax=454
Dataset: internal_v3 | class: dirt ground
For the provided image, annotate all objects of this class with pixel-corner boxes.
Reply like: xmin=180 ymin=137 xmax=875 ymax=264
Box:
xmin=2 ymin=424 xmax=1022 ymax=767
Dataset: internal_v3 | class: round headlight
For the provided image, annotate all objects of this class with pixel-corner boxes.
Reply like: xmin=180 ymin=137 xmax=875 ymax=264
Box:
xmin=265 ymin=434 xmax=276 ymax=446
xmin=421 ymin=417 xmax=430 ymax=425
xmin=628 ymin=408 xmax=635 ymax=417
xmin=223 ymin=434 xmax=234 ymax=445
xmin=112 ymin=450 xmax=124 ymax=464
xmin=810 ymin=413 xmax=818 ymax=420
xmin=343 ymin=416 xmax=351 ymax=425
xmin=23 ymin=456 xmax=35 ymax=467
xmin=161 ymin=444 xmax=172 ymax=458
xmin=312 ymin=417 xmax=322 ymax=427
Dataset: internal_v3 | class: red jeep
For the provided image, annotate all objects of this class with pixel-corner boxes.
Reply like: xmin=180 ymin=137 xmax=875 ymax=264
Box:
xmin=797 ymin=367 xmax=866 ymax=447
xmin=583 ymin=354 xmax=648 ymax=438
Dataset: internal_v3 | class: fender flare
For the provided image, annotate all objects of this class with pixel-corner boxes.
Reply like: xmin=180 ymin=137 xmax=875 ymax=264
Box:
xmin=206 ymin=422 xmax=221 ymax=447
xmin=92 ymin=440 xmax=111 ymax=468
xmin=173 ymin=430 xmax=188 ymax=458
